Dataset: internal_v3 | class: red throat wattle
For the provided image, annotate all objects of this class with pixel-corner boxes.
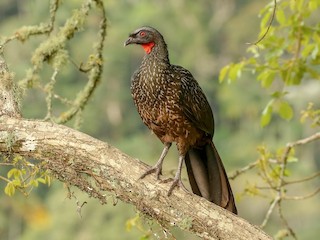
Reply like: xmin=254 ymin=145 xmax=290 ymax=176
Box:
xmin=141 ymin=42 xmax=155 ymax=54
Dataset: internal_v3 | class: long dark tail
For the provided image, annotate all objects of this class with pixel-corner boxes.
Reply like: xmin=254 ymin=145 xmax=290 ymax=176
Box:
xmin=185 ymin=141 xmax=237 ymax=214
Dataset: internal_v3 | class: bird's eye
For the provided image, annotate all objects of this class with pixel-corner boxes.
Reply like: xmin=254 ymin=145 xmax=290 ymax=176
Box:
xmin=139 ymin=31 xmax=146 ymax=37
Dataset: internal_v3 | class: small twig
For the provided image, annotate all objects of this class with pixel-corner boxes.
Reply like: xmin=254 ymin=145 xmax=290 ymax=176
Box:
xmin=246 ymin=0 xmax=277 ymax=46
xmin=52 ymin=93 xmax=74 ymax=106
xmin=66 ymin=185 xmax=88 ymax=218
xmin=255 ymin=185 xmax=276 ymax=190
xmin=0 ymin=175 xmax=11 ymax=183
xmin=76 ymin=200 xmax=88 ymax=218
xmin=38 ymin=83 xmax=74 ymax=106
xmin=261 ymin=132 xmax=320 ymax=229
xmin=288 ymin=131 xmax=320 ymax=148
xmin=161 ymin=227 xmax=176 ymax=240
xmin=284 ymin=171 xmax=320 ymax=185
xmin=284 ymin=187 xmax=320 ymax=200
xmin=0 ymin=162 xmax=14 ymax=166
xmin=1 ymin=0 xmax=59 ymax=46
xmin=259 ymin=159 xmax=277 ymax=190
xmin=48 ymin=0 xmax=60 ymax=32
xmin=281 ymin=132 xmax=320 ymax=165
xmin=44 ymin=68 xmax=58 ymax=121
xmin=112 ymin=197 xmax=118 ymax=206
xmin=55 ymin=0 xmax=107 ymax=124
xmin=229 ymin=160 xmax=259 ymax=180
xmin=279 ymin=132 xmax=320 ymax=184
xmin=277 ymin=200 xmax=298 ymax=239
xmin=260 ymin=195 xmax=280 ymax=228
xmin=79 ymin=62 xmax=93 ymax=73
xmin=79 ymin=169 xmax=103 ymax=187
xmin=267 ymin=158 xmax=278 ymax=163
xmin=265 ymin=127 xmax=292 ymax=232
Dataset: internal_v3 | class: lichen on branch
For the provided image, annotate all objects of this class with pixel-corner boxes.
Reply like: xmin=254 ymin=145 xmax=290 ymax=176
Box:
xmin=2 ymin=0 xmax=107 ymax=126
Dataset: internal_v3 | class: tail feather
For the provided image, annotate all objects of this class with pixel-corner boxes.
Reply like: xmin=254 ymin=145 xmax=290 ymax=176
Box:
xmin=185 ymin=142 xmax=237 ymax=214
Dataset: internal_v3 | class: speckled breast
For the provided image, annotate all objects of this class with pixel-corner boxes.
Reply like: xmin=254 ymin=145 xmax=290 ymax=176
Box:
xmin=131 ymin=68 xmax=202 ymax=150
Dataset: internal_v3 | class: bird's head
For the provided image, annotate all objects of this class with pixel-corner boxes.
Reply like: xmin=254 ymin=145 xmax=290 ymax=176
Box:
xmin=124 ymin=26 xmax=164 ymax=54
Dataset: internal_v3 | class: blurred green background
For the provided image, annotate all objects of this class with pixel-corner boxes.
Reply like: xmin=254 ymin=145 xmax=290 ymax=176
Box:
xmin=0 ymin=0 xmax=319 ymax=239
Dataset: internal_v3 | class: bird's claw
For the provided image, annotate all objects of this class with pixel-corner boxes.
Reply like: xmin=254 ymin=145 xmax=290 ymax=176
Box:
xmin=139 ymin=166 xmax=189 ymax=197
xmin=161 ymin=178 xmax=189 ymax=196
xmin=139 ymin=166 xmax=162 ymax=180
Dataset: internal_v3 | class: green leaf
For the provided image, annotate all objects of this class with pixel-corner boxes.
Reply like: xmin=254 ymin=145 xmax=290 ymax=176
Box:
xmin=279 ymin=101 xmax=293 ymax=120
xmin=301 ymin=44 xmax=315 ymax=58
xmin=261 ymin=101 xmax=274 ymax=127
xmin=309 ymin=0 xmax=319 ymax=11
xmin=260 ymin=10 xmax=272 ymax=30
xmin=11 ymin=179 xmax=22 ymax=187
xmin=4 ymin=182 xmax=15 ymax=196
xmin=219 ymin=65 xmax=230 ymax=83
xmin=276 ymin=9 xmax=286 ymax=25
xmin=31 ymin=179 xmax=39 ymax=187
xmin=287 ymin=156 xmax=298 ymax=162
xmin=247 ymin=46 xmax=260 ymax=57
xmin=284 ymin=168 xmax=291 ymax=177
xmin=275 ymin=229 xmax=291 ymax=239
xmin=296 ymin=0 xmax=305 ymax=10
xmin=290 ymin=0 xmax=296 ymax=11
xmin=271 ymin=91 xmax=286 ymax=98
xmin=247 ymin=57 xmax=257 ymax=65
xmin=257 ymin=70 xmax=276 ymax=88
xmin=37 ymin=178 xmax=46 ymax=184
xmin=7 ymin=169 xmax=17 ymax=179
xmin=281 ymin=68 xmax=289 ymax=83
xmin=139 ymin=236 xmax=150 ymax=240
xmin=228 ymin=63 xmax=243 ymax=82
xmin=270 ymin=166 xmax=281 ymax=179
xmin=12 ymin=155 xmax=23 ymax=164
xmin=125 ymin=214 xmax=139 ymax=231
xmin=245 ymin=183 xmax=260 ymax=196
xmin=45 ymin=175 xmax=51 ymax=186
xmin=306 ymin=67 xmax=320 ymax=80
xmin=7 ymin=168 xmax=22 ymax=179
xmin=311 ymin=44 xmax=319 ymax=60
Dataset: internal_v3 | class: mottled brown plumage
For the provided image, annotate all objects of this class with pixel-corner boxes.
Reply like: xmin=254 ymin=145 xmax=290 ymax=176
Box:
xmin=125 ymin=26 xmax=237 ymax=214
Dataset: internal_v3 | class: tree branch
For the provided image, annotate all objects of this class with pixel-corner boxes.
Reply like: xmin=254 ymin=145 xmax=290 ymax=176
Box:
xmin=0 ymin=117 xmax=271 ymax=240
xmin=0 ymin=46 xmax=20 ymax=118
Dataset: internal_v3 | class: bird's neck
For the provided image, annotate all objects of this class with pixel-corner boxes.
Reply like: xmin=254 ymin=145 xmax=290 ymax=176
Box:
xmin=143 ymin=40 xmax=170 ymax=64
xmin=138 ymin=44 xmax=171 ymax=91
xmin=137 ymin=39 xmax=171 ymax=92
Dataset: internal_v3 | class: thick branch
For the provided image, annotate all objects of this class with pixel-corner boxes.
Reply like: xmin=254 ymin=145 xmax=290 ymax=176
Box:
xmin=0 ymin=46 xmax=20 ymax=118
xmin=0 ymin=117 xmax=271 ymax=240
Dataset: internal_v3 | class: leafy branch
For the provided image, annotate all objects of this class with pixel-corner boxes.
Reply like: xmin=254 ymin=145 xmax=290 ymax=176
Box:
xmin=246 ymin=0 xmax=277 ymax=46
xmin=219 ymin=0 xmax=320 ymax=127
xmin=223 ymin=1 xmax=320 ymax=238
xmin=2 ymin=155 xmax=51 ymax=197
xmin=231 ymin=131 xmax=320 ymax=239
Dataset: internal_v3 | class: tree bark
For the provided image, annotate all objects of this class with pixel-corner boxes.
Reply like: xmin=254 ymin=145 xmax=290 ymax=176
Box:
xmin=0 ymin=117 xmax=271 ymax=240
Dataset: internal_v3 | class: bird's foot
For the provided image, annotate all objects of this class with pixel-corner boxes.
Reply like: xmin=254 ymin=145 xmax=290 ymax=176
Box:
xmin=161 ymin=177 xmax=189 ymax=196
xmin=139 ymin=166 xmax=162 ymax=180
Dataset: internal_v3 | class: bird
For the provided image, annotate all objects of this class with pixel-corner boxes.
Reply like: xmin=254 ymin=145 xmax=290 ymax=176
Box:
xmin=125 ymin=26 xmax=237 ymax=214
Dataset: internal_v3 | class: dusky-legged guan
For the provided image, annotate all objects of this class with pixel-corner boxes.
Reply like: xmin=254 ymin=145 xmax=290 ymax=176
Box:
xmin=125 ymin=26 xmax=237 ymax=214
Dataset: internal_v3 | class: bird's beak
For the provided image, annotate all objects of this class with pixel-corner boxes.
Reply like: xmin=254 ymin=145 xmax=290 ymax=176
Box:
xmin=124 ymin=37 xmax=134 ymax=47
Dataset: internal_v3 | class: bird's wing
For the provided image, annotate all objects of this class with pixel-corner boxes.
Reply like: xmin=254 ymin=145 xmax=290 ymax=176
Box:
xmin=173 ymin=65 xmax=214 ymax=135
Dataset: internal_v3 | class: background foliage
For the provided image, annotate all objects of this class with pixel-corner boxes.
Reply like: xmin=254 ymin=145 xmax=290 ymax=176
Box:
xmin=0 ymin=0 xmax=319 ymax=239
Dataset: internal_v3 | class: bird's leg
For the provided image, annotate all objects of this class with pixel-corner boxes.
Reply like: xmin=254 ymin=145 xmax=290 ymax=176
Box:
xmin=139 ymin=142 xmax=172 ymax=180
xmin=165 ymin=154 xmax=189 ymax=196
